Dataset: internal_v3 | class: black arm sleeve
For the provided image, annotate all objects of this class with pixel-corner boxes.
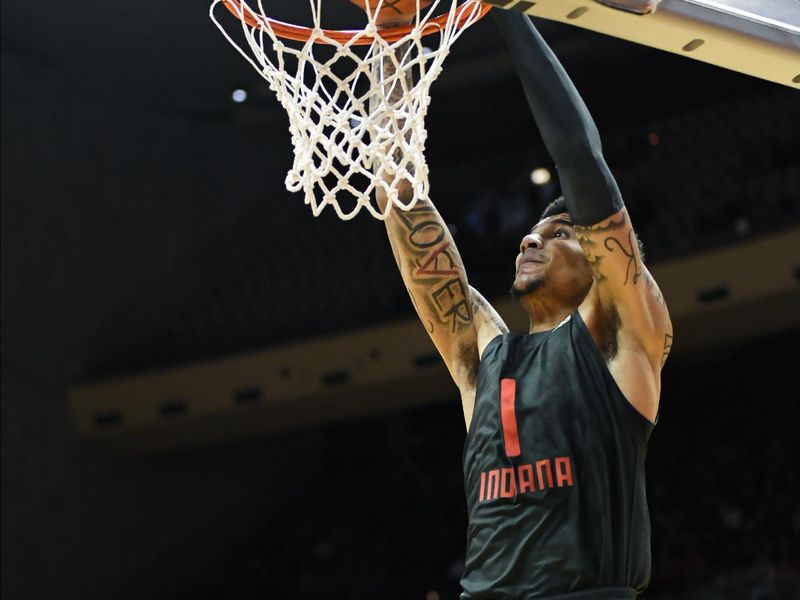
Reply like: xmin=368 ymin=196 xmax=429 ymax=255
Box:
xmin=492 ymin=10 xmax=623 ymax=226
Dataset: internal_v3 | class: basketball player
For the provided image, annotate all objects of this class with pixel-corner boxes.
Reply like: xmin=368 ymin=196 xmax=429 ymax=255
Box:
xmin=361 ymin=4 xmax=673 ymax=598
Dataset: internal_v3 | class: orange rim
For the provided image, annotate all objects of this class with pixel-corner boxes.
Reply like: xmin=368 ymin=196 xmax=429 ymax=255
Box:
xmin=219 ymin=0 xmax=491 ymax=45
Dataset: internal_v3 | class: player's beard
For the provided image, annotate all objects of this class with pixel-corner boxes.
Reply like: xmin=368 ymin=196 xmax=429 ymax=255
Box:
xmin=510 ymin=274 xmax=545 ymax=299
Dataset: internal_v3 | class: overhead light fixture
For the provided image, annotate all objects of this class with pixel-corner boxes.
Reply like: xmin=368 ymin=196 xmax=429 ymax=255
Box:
xmin=231 ymin=89 xmax=248 ymax=103
xmin=530 ymin=167 xmax=551 ymax=186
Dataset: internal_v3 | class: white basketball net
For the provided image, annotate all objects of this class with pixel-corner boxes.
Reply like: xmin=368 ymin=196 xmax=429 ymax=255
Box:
xmin=210 ymin=0 xmax=486 ymax=220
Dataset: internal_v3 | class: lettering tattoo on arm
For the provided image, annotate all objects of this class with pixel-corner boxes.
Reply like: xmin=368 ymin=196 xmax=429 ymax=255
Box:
xmin=389 ymin=204 xmax=473 ymax=334
xmin=432 ymin=279 xmax=472 ymax=333
xmin=375 ymin=42 xmax=473 ymax=338
xmin=574 ymin=214 xmax=641 ymax=286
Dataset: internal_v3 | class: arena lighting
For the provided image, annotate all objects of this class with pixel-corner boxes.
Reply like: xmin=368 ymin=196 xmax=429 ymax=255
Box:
xmin=531 ymin=167 xmax=552 ymax=185
xmin=231 ymin=88 xmax=248 ymax=103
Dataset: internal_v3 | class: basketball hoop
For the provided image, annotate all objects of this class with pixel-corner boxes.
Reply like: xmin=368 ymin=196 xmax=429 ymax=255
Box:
xmin=210 ymin=0 xmax=491 ymax=220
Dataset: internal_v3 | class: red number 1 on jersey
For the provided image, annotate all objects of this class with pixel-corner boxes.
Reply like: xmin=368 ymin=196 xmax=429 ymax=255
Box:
xmin=500 ymin=378 xmax=521 ymax=457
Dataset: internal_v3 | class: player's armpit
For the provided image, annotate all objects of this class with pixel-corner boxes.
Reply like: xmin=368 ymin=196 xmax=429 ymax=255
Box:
xmin=575 ymin=207 xmax=672 ymax=366
xmin=384 ymin=200 xmax=480 ymax=391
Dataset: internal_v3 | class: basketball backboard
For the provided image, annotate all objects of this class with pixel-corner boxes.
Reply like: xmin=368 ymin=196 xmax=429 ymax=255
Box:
xmin=485 ymin=0 xmax=800 ymax=88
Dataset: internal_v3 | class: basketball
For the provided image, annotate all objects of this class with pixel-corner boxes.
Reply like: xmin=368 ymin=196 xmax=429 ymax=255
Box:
xmin=349 ymin=0 xmax=432 ymax=26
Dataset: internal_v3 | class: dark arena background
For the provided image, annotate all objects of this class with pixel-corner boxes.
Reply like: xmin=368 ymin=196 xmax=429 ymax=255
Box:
xmin=2 ymin=2 xmax=799 ymax=599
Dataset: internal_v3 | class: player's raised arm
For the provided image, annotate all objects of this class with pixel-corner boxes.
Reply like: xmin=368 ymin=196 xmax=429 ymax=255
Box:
xmin=362 ymin=7 xmax=508 ymax=405
xmin=380 ymin=196 xmax=506 ymax=395
xmin=494 ymin=11 xmax=672 ymax=420
xmin=374 ymin=72 xmax=508 ymax=397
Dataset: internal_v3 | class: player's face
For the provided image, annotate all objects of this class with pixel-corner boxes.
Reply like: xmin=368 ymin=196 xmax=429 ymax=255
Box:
xmin=511 ymin=213 xmax=593 ymax=302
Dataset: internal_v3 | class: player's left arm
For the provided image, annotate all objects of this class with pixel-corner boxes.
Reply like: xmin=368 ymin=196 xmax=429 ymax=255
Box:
xmin=575 ymin=210 xmax=673 ymax=412
xmin=494 ymin=11 xmax=672 ymax=421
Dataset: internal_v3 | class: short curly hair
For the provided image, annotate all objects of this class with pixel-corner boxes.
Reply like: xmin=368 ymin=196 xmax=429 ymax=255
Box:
xmin=539 ymin=195 xmax=568 ymax=222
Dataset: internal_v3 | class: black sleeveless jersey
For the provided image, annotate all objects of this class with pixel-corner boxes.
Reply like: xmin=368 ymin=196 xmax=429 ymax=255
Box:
xmin=460 ymin=310 xmax=654 ymax=600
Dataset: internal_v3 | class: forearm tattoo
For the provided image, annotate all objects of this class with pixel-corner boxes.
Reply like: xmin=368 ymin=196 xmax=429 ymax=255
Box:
xmin=574 ymin=215 xmax=641 ymax=286
xmin=389 ymin=204 xmax=473 ymax=334
xmin=378 ymin=43 xmax=472 ymax=335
